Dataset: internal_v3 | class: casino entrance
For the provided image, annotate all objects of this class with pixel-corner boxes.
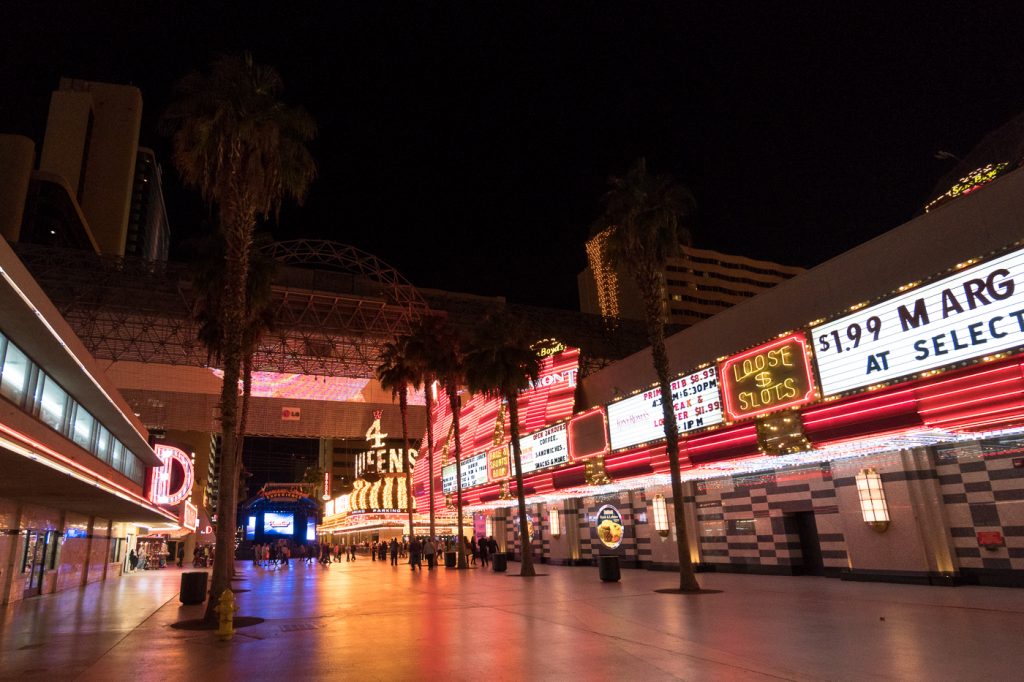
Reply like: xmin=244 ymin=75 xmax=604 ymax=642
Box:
xmin=790 ymin=512 xmax=825 ymax=576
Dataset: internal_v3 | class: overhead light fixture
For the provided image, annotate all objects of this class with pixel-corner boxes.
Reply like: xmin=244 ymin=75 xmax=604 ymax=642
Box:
xmin=855 ymin=467 xmax=890 ymax=532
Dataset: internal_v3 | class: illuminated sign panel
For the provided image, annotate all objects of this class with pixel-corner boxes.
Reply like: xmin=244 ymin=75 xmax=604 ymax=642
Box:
xmin=568 ymin=408 xmax=608 ymax=461
xmin=720 ymin=333 xmax=816 ymax=421
xmin=813 ymin=247 xmax=1024 ymax=396
xmin=441 ymin=452 xmax=488 ymax=494
xmin=487 ymin=445 xmax=509 ymax=481
xmin=183 ymin=501 xmax=199 ymax=532
xmin=518 ymin=422 xmax=570 ymax=474
xmin=606 ymin=368 xmax=723 ymax=451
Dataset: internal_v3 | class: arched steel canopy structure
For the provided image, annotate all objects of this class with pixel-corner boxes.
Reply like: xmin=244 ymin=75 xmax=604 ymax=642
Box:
xmin=13 ymin=240 xmax=430 ymax=379
xmin=13 ymin=239 xmax=647 ymax=381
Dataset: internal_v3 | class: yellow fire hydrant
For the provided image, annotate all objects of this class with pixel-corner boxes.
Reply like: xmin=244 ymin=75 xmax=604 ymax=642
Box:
xmin=215 ymin=589 xmax=238 ymax=640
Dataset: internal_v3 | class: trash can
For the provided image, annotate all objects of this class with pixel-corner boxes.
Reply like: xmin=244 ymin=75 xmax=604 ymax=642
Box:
xmin=598 ymin=555 xmax=620 ymax=582
xmin=492 ymin=552 xmax=508 ymax=572
xmin=180 ymin=571 xmax=208 ymax=604
xmin=444 ymin=551 xmax=457 ymax=568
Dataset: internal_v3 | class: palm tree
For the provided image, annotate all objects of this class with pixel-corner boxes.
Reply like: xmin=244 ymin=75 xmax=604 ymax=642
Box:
xmin=405 ymin=315 xmax=449 ymax=538
xmin=161 ymin=53 xmax=316 ymax=618
xmin=593 ymin=157 xmax=701 ymax=592
xmin=423 ymin=321 xmax=469 ymax=567
xmin=464 ymin=311 xmax=541 ymax=577
xmin=376 ymin=336 xmax=418 ymax=544
xmin=192 ymin=232 xmax=276 ymax=470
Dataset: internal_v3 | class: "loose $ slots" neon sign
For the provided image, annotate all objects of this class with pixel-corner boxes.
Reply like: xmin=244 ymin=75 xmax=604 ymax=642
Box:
xmin=719 ymin=333 xmax=817 ymax=421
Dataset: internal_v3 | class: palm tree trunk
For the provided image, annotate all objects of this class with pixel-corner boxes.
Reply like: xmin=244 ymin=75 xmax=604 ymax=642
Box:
xmin=424 ymin=379 xmax=436 ymax=539
xmin=399 ymin=388 xmax=414 ymax=544
xmin=448 ymin=387 xmax=467 ymax=568
xmin=639 ymin=270 xmax=700 ymax=592
xmin=507 ymin=396 xmax=535 ymax=576
xmin=204 ymin=208 xmax=253 ymax=621
xmin=236 ymin=351 xmax=253 ymax=469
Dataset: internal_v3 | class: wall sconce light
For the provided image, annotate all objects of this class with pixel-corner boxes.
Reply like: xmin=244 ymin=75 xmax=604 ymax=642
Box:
xmin=652 ymin=494 xmax=670 ymax=537
xmin=485 ymin=515 xmax=493 ymax=538
xmin=855 ymin=468 xmax=890 ymax=533
xmin=550 ymin=508 xmax=561 ymax=537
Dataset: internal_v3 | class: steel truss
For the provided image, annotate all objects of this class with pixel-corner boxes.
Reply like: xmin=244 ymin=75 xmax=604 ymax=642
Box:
xmin=13 ymin=240 xmax=646 ymax=380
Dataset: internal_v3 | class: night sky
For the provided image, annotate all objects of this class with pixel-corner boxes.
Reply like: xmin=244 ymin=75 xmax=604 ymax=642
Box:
xmin=3 ymin=4 xmax=1024 ymax=310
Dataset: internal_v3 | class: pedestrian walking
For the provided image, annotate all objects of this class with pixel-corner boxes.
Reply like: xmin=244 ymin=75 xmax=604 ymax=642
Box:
xmin=478 ymin=535 xmax=489 ymax=566
xmin=409 ymin=537 xmax=422 ymax=570
xmin=389 ymin=538 xmax=399 ymax=565
xmin=424 ymin=537 xmax=437 ymax=570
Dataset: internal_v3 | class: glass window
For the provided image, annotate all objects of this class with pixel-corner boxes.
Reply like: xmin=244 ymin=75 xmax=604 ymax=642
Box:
xmin=36 ymin=373 xmax=69 ymax=431
xmin=0 ymin=340 xmax=31 ymax=406
xmin=94 ymin=426 xmax=112 ymax=464
xmin=72 ymin=405 xmax=96 ymax=450
xmin=111 ymin=440 xmax=124 ymax=472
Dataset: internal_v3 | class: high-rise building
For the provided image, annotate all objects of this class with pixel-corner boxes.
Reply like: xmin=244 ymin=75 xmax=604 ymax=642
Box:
xmin=579 ymin=233 xmax=803 ymax=328
xmin=2 ymin=78 xmax=171 ymax=261
xmin=125 ymin=148 xmax=171 ymax=261
xmin=38 ymin=78 xmax=142 ymax=257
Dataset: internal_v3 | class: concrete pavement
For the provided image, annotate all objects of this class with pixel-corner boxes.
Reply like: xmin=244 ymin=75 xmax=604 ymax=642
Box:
xmin=2 ymin=558 xmax=1023 ymax=680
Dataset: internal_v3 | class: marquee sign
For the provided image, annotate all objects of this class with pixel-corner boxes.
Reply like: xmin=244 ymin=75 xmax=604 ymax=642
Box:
xmin=148 ymin=443 xmax=194 ymax=506
xmin=607 ymin=368 xmax=723 ymax=451
xmin=441 ymin=452 xmax=489 ymax=494
xmin=813 ymin=247 xmax=1024 ymax=396
xmin=517 ymin=422 xmax=570 ymax=474
xmin=720 ymin=333 xmax=816 ymax=421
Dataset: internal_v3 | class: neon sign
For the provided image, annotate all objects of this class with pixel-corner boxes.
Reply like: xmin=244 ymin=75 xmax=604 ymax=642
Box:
xmin=356 ymin=410 xmax=417 ymax=477
xmin=148 ymin=443 xmax=195 ymax=506
xmin=720 ymin=333 xmax=816 ymax=421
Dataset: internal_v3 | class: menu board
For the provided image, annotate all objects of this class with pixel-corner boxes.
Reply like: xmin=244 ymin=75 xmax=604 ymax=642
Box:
xmin=606 ymin=368 xmax=723 ymax=451
xmin=441 ymin=452 xmax=488 ymax=494
xmin=518 ymin=422 xmax=570 ymax=474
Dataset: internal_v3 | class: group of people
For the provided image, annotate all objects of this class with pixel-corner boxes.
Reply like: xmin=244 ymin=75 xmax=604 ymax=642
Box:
xmin=246 ymin=535 xmax=502 ymax=572
xmin=406 ymin=535 xmax=499 ymax=571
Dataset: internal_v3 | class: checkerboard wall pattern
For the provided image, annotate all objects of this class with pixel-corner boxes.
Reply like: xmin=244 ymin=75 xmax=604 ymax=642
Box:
xmin=694 ymin=463 xmax=847 ymax=571
xmin=936 ymin=443 xmax=1024 ymax=571
xmin=506 ymin=503 xmax=545 ymax=562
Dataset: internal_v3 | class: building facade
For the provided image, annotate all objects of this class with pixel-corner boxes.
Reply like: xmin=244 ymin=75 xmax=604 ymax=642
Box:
xmin=421 ymin=166 xmax=1024 ymax=588
xmin=0 ymin=237 xmax=176 ymax=605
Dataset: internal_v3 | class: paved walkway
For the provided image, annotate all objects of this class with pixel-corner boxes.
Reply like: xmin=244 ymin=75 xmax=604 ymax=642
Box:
xmin=2 ymin=559 xmax=1024 ymax=680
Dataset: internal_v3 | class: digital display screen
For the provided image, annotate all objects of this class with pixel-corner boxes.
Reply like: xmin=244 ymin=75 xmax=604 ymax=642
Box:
xmin=306 ymin=518 xmax=316 ymax=542
xmin=263 ymin=512 xmax=294 ymax=537
xmin=245 ymin=516 xmax=256 ymax=540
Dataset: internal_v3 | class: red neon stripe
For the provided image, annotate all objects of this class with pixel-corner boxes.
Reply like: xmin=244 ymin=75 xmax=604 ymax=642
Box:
xmin=803 ymin=398 xmax=919 ymax=426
